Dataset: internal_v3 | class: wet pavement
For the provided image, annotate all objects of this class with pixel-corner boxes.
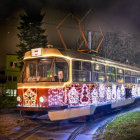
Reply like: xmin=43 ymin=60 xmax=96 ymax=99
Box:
xmin=0 ymin=106 xmax=140 ymax=140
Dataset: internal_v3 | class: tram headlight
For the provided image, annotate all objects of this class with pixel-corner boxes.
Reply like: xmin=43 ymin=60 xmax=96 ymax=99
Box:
xmin=39 ymin=96 xmax=45 ymax=103
xmin=17 ymin=96 xmax=22 ymax=102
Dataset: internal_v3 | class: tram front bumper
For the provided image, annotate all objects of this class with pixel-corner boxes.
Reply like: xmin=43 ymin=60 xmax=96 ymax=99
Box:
xmin=48 ymin=105 xmax=96 ymax=121
xmin=17 ymin=105 xmax=68 ymax=112
xmin=17 ymin=105 xmax=96 ymax=121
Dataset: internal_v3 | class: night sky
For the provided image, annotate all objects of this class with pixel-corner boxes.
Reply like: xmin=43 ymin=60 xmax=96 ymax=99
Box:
xmin=0 ymin=0 xmax=140 ymax=69
xmin=0 ymin=0 xmax=140 ymax=25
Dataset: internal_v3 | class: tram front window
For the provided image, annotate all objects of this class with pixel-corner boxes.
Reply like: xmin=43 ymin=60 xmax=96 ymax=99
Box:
xmin=22 ymin=57 xmax=68 ymax=82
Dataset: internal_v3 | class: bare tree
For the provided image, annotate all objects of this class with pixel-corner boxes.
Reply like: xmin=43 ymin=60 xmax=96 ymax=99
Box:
xmin=94 ymin=32 xmax=136 ymax=65
xmin=76 ymin=31 xmax=138 ymax=66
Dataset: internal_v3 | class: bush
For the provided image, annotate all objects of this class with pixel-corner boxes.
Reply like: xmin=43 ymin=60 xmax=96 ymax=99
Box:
xmin=0 ymin=96 xmax=17 ymax=109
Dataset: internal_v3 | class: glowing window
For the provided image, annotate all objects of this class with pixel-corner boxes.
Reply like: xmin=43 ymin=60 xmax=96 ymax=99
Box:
xmin=117 ymin=68 xmax=124 ymax=83
xmin=94 ymin=64 xmax=105 ymax=72
xmin=106 ymin=66 xmax=116 ymax=82
xmin=93 ymin=63 xmax=105 ymax=83
xmin=72 ymin=61 xmax=91 ymax=82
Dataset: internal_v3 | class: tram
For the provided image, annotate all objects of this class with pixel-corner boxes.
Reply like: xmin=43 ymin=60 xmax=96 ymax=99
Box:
xmin=17 ymin=47 xmax=140 ymax=121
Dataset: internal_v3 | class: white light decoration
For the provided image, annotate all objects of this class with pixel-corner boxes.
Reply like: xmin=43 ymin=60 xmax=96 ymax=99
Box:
xmin=39 ymin=96 xmax=45 ymax=103
xmin=48 ymin=88 xmax=64 ymax=106
xmin=64 ymin=88 xmax=68 ymax=104
xmin=106 ymin=86 xmax=112 ymax=101
xmin=112 ymin=85 xmax=117 ymax=100
xmin=91 ymin=88 xmax=98 ymax=104
xmin=58 ymin=88 xmax=65 ymax=105
xmin=17 ymin=96 xmax=22 ymax=102
xmin=121 ymin=85 xmax=125 ymax=99
xmin=132 ymin=85 xmax=137 ymax=97
xmin=95 ymin=64 xmax=100 ymax=70
xmin=116 ymin=87 xmax=121 ymax=100
xmin=23 ymin=88 xmax=37 ymax=107
xmin=99 ymin=84 xmax=105 ymax=99
xmin=80 ymin=84 xmax=90 ymax=105
xmin=48 ymin=89 xmax=58 ymax=106
xmin=68 ymin=87 xmax=79 ymax=106
xmin=137 ymin=87 xmax=140 ymax=96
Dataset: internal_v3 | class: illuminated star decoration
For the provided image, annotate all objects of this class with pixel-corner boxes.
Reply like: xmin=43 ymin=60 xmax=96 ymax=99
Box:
xmin=23 ymin=88 xmax=37 ymax=107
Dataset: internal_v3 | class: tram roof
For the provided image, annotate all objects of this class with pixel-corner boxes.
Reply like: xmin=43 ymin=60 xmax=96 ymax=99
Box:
xmin=24 ymin=48 xmax=92 ymax=60
xmin=61 ymin=49 xmax=140 ymax=72
xmin=24 ymin=48 xmax=140 ymax=72
xmin=60 ymin=49 xmax=92 ymax=60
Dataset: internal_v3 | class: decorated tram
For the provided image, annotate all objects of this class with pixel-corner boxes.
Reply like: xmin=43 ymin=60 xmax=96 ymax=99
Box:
xmin=17 ymin=47 xmax=140 ymax=121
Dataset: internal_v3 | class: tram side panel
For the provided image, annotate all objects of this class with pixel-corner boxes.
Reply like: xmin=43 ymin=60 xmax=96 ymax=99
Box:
xmin=17 ymin=83 xmax=140 ymax=120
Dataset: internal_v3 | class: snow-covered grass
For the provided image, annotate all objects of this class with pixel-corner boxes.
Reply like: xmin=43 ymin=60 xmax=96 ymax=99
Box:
xmin=102 ymin=111 xmax=140 ymax=140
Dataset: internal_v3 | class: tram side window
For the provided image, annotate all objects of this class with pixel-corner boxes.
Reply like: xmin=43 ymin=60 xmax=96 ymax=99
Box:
xmin=137 ymin=77 xmax=140 ymax=84
xmin=132 ymin=77 xmax=136 ymax=83
xmin=131 ymin=72 xmax=136 ymax=83
xmin=83 ymin=62 xmax=92 ymax=82
xmin=106 ymin=66 xmax=116 ymax=82
xmin=72 ymin=61 xmax=81 ymax=82
xmin=72 ymin=61 xmax=91 ymax=82
xmin=125 ymin=70 xmax=131 ymax=83
xmin=117 ymin=68 xmax=124 ymax=83
xmin=136 ymin=72 xmax=140 ymax=83
xmin=92 ymin=63 xmax=105 ymax=82
xmin=19 ymin=64 xmax=26 ymax=82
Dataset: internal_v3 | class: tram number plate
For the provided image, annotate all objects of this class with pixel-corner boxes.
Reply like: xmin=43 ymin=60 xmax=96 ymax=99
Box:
xmin=31 ymin=48 xmax=42 ymax=57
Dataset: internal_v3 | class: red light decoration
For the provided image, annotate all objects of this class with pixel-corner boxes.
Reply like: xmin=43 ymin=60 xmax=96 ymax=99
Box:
xmin=80 ymin=84 xmax=90 ymax=105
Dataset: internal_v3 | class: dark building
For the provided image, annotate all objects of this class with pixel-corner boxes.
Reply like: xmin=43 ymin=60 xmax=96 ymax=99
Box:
xmin=0 ymin=70 xmax=6 ymax=95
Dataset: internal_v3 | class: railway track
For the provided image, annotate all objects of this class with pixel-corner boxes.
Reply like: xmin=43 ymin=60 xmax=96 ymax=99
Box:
xmin=15 ymin=124 xmax=46 ymax=140
xmin=8 ymin=119 xmax=85 ymax=140
xmin=67 ymin=123 xmax=86 ymax=140
xmin=8 ymin=120 xmax=60 ymax=140
xmin=7 ymin=104 xmax=140 ymax=140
